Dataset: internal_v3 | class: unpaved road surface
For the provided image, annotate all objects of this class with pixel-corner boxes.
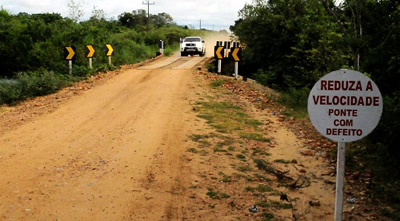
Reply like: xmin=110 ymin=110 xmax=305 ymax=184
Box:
xmin=0 ymin=54 xmax=206 ymax=220
xmin=1 ymin=33 xmax=342 ymax=220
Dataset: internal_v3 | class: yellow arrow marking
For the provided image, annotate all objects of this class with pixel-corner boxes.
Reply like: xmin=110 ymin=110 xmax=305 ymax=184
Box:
xmin=66 ymin=47 xmax=75 ymax=60
xmin=232 ymin=48 xmax=240 ymax=61
xmin=216 ymin=46 xmax=224 ymax=59
xmin=106 ymin=44 xmax=114 ymax=56
xmin=87 ymin=45 xmax=95 ymax=58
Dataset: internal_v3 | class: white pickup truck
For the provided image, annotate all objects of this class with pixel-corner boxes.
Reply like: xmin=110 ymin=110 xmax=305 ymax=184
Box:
xmin=180 ymin=36 xmax=206 ymax=57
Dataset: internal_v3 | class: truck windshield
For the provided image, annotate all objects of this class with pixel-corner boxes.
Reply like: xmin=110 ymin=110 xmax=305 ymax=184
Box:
xmin=184 ymin=38 xmax=201 ymax=42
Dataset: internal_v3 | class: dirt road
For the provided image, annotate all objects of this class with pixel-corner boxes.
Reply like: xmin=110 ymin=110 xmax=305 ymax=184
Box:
xmin=1 ymin=33 xmax=342 ymax=220
xmin=0 ymin=53 xmax=207 ymax=220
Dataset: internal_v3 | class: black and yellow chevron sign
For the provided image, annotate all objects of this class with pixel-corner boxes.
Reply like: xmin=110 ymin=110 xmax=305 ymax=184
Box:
xmin=214 ymin=46 xmax=224 ymax=60
xmin=85 ymin=45 xmax=96 ymax=58
xmin=105 ymin=44 xmax=115 ymax=57
xmin=64 ymin=46 xmax=76 ymax=61
xmin=231 ymin=47 xmax=242 ymax=62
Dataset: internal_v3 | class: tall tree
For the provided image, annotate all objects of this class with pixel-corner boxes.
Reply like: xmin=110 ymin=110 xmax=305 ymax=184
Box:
xmin=67 ymin=0 xmax=85 ymax=22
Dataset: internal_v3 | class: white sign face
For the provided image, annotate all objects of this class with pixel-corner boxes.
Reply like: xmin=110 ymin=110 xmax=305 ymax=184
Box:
xmin=308 ymin=70 xmax=383 ymax=142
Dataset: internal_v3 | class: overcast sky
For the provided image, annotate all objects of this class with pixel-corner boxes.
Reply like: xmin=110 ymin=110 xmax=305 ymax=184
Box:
xmin=1 ymin=0 xmax=253 ymax=30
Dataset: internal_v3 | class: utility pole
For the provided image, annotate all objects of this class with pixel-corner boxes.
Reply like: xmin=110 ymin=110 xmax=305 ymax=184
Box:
xmin=200 ymin=19 xmax=202 ymax=30
xmin=142 ymin=0 xmax=155 ymax=30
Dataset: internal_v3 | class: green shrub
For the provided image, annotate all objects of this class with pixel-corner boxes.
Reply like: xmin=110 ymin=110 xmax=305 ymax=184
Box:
xmin=0 ymin=70 xmax=71 ymax=105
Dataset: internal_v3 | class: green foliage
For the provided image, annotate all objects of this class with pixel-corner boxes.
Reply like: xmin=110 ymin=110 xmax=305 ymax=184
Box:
xmin=0 ymin=70 xmax=71 ymax=105
xmin=278 ymin=87 xmax=310 ymax=118
xmin=231 ymin=0 xmax=350 ymax=89
xmin=232 ymin=0 xmax=400 ymax=215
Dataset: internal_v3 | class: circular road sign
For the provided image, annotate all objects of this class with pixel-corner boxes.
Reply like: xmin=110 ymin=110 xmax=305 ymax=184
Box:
xmin=308 ymin=69 xmax=383 ymax=142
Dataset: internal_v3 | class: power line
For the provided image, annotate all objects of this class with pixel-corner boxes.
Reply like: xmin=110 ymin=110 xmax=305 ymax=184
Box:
xmin=142 ymin=0 xmax=155 ymax=29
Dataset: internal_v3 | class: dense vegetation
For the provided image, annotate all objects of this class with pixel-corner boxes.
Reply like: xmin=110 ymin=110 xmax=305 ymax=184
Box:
xmin=0 ymin=8 xmax=204 ymax=104
xmin=231 ymin=0 xmax=400 ymax=217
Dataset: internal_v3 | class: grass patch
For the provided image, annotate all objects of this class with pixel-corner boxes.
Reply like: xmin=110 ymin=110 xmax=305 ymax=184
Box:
xmin=236 ymin=165 xmax=251 ymax=172
xmin=274 ymin=159 xmax=291 ymax=164
xmin=218 ymin=172 xmax=232 ymax=183
xmin=213 ymin=139 xmax=234 ymax=152
xmin=261 ymin=212 xmax=275 ymax=220
xmin=240 ymin=132 xmax=270 ymax=142
xmin=236 ymin=154 xmax=246 ymax=160
xmin=255 ymin=174 xmax=272 ymax=182
xmin=189 ymin=134 xmax=214 ymax=142
xmin=210 ymin=79 xmax=225 ymax=88
xmin=233 ymin=173 xmax=254 ymax=181
xmin=253 ymin=148 xmax=271 ymax=156
xmin=199 ymin=150 xmax=209 ymax=156
xmin=186 ymin=148 xmax=198 ymax=153
xmin=254 ymin=159 xmax=276 ymax=174
xmin=196 ymin=101 xmax=264 ymax=134
xmin=227 ymin=146 xmax=235 ymax=151
xmin=256 ymin=184 xmax=274 ymax=192
xmin=245 ymin=186 xmax=255 ymax=192
xmin=278 ymin=87 xmax=310 ymax=119
xmin=198 ymin=140 xmax=211 ymax=148
xmin=213 ymin=146 xmax=227 ymax=152
xmin=257 ymin=200 xmax=292 ymax=209
xmin=206 ymin=188 xmax=231 ymax=199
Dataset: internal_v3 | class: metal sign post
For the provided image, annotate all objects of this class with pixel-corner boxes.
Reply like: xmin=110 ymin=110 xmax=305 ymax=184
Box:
xmin=159 ymin=40 xmax=164 ymax=55
xmin=64 ymin=46 xmax=76 ymax=75
xmin=85 ymin=45 xmax=96 ymax=69
xmin=224 ymin=41 xmax=231 ymax=58
xmin=234 ymin=61 xmax=239 ymax=80
xmin=105 ymin=43 xmax=115 ymax=66
xmin=334 ymin=142 xmax=346 ymax=221
xmin=89 ymin=58 xmax=93 ymax=69
xmin=308 ymin=69 xmax=383 ymax=221
xmin=230 ymin=46 xmax=241 ymax=80
xmin=69 ymin=60 xmax=73 ymax=75
xmin=214 ymin=45 xmax=224 ymax=74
